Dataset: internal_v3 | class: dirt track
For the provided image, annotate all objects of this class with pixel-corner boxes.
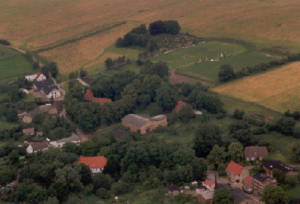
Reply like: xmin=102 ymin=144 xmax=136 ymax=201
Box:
xmin=169 ymin=70 xmax=199 ymax=84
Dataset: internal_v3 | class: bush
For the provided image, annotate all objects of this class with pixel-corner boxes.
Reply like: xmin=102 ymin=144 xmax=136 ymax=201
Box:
xmin=96 ymin=188 xmax=110 ymax=199
xmin=152 ymin=125 xmax=178 ymax=136
xmin=252 ymin=127 xmax=266 ymax=135
xmin=243 ymin=114 xmax=265 ymax=126
xmin=112 ymin=182 xmax=132 ymax=195
xmin=233 ymin=109 xmax=244 ymax=120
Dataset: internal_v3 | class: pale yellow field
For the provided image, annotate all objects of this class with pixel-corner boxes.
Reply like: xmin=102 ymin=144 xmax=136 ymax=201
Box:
xmin=1 ymin=0 xmax=300 ymax=73
xmin=213 ymin=62 xmax=300 ymax=113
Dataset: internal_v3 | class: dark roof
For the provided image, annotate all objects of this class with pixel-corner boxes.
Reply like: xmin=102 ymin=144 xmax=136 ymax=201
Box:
xmin=50 ymin=101 xmax=63 ymax=112
xmin=34 ymin=79 xmax=59 ymax=95
xmin=121 ymin=114 xmax=167 ymax=128
xmin=28 ymin=108 xmax=43 ymax=118
xmin=244 ymin=146 xmax=268 ymax=158
xmin=30 ymin=142 xmax=48 ymax=151
xmin=80 ymin=77 xmax=93 ymax=85
xmin=23 ymin=128 xmax=34 ymax=134
xmin=112 ymin=129 xmax=127 ymax=138
xmin=252 ymin=173 xmax=275 ymax=183
xmin=168 ymin=186 xmax=179 ymax=192
xmin=262 ymin=160 xmax=298 ymax=173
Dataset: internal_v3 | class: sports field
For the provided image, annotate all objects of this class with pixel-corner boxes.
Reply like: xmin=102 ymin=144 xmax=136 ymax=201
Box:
xmin=0 ymin=46 xmax=33 ymax=83
xmin=213 ymin=62 xmax=300 ymax=113
xmin=177 ymin=51 xmax=281 ymax=84
xmin=1 ymin=0 xmax=300 ymax=74
xmin=154 ymin=41 xmax=246 ymax=69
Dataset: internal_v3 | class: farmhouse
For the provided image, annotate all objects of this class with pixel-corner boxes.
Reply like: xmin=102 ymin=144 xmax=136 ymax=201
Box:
xmin=25 ymin=72 xmax=46 ymax=82
xmin=22 ymin=127 xmax=34 ymax=136
xmin=50 ymin=133 xmax=81 ymax=148
xmin=22 ymin=108 xmax=43 ymax=123
xmin=226 ymin=161 xmax=249 ymax=183
xmin=244 ymin=146 xmax=268 ymax=162
xmin=84 ymin=89 xmax=112 ymax=105
xmin=252 ymin=173 xmax=277 ymax=195
xmin=78 ymin=156 xmax=107 ymax=173
xmin=121 ymin=114 xmax=168 ymax=134
xmin=26 ymin=141 xmax=48 ymax=154
xmin=77 ymin=77 xmax=93 ymax=86
xmin=262 ymin=160 xmax=299 ymax=178
xmin=34 ymin=79 xmax=61 ymax=99
xmin=48 ymin=101 xmax=63 ymax=114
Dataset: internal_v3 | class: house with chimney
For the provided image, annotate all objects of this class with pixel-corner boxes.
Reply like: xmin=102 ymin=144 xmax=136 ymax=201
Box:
xmin=84 ymin=89 xmax=112 ymax=106
xmin=262 ymin=160 xmax=299 ymax=178
xmin=121 ymin=114 xmax=168 ymax=134
xmin=252 ymin=173 xmax=277 ymax=195
xmin=244 ymin=146 xmax=269 ymax=162
xmin=226 ymin=161 xmax=249 ymax=183
xmin=78 ymin=156 xmax=107 ymax=173
xmin=34 ymin=79 xmax=60 ymax=99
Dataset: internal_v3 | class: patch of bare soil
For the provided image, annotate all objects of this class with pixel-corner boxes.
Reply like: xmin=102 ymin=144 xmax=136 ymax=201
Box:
xmin=169 ymin=70 xmax=199 ymax=84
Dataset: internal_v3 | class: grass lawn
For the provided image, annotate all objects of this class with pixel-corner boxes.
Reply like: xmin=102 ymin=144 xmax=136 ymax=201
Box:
xmin=0 ymin=54 xmax=34 ymax=82
xmin=287 ymin=184 xmax=300 ymax=200
xmin=178 ymin=51 xmax=281 ymax=84
xmin=0 ymin=120 xmax=20 ymax=131
xmin=253 ymin=132 xmax=297 ymax=164
xmin=269 ymin=152 xmax=289 ymax=164
xmin=0 ymin=92 xmax=9 ymax=100
xmin=154 ymin=41 xmax=246 ymax=69
xmin=0 ymin=46 xmax=18 ymax=61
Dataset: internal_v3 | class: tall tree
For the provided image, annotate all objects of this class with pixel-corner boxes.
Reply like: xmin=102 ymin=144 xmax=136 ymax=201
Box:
xmin=207 ymin=144 xmax=227 ymax=169
xmin=292 ymin=142 xmax=300 ymax=162
xmin=218 ymin=64 xmax=235 ymax=82
xmin=156 ymin=85 xmax=178 ymax=111
xmin=228 ymin=142 xmax=244 ymax=162
xmin=213 ymin=188 xmax=232 ymax=204
xmin=261 ymin=185 xmax=286 ymax=204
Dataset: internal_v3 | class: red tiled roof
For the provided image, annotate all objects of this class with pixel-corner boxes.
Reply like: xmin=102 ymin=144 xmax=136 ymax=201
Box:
xmin=23 ymin=127 xmax=34 ymax=134
xmin=36 ymin=71 xmax=46 ymax=80
xmin=84 ymin=89 xmax=94 ymax=102
xmin=244 ymin=176 xmax=252 ymax=184
xmin=226 ymin=161 xmax=244 ymax=175
xmin=203 ymin=179 xmax=215 ymax=186
xmin=78 ymin=156 xmax=107 ymax=169
xmin=174 ymin=100 xmax=187 ymax=112
xmin=92 ymin=98 xmax=112 ymax=106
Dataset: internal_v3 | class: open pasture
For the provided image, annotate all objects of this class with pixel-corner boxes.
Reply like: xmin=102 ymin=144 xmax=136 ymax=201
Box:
xmin=213 ymin=62 xmax=300 ymax=113
xmin=154 ymin=41 xmax=246 ymax=69
xmin=177 ymin=51 xmax=281 ymax=84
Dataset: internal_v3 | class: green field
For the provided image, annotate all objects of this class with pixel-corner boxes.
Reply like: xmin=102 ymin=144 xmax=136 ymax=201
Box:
xmin=0 ymin=46 xmax=34 ymax=83
xmin=154 ymin=41 xmax=246 ymax=69
xmin=0 ymin=120 xmax=20 ymax=131
xmin=177 ymin=51 xmax=281 ymax=84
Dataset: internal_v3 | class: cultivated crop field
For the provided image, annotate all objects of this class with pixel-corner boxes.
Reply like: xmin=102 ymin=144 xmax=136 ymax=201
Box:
xmin=1 ymin=0 xmax=300 ymax=74
xmin=213 ymin=62 xmax=300 ymax=113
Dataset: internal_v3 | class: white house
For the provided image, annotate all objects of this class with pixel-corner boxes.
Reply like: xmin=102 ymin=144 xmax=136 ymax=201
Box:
xmin=25 ymin=72 xmax=46 ymax=82
xmin=50 ymin=133 xmax=81 ymax=148
xmin=78 ymin=156 xmax=107 ymax=173
xmin=26 ymin=142 xmax=48 ymax=154
xmin=25 ymin=74 xmax=37 ymax=81
xmin=34 ymin=79 xmax=61 ymax=99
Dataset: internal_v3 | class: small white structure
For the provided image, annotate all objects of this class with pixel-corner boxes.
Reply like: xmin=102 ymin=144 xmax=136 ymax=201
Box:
xmin=193 ymin=110 xmax=203 ymax=115
xmin=25 ymin=72 xmax=46 ymax=82
xmin=20 ymin=88 xmax=29 ymax=95
xmin=202 ymin=180 xmax=215 ymax=192
xmin=25 ymin=74 xmax=38 ymax=81
xmin=191 ymin=181 xmax=198 ymax=186
xmin=50 ymin=133 xmax=81 ymax=148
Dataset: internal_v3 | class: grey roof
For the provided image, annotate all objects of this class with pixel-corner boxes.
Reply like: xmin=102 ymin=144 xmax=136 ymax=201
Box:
xmin=37 ymin=132 xmax=43 ymax=136
xmin=34 ymin=79 xmax=59 ymax=95
xmin=56 ymin=133 xmax=80 ymax=143
xmin=28 ymin=108 xmax=43 ymax=118
xmin=80 ymin=77 xmax=93 ymax=85
xmin=168 ymin=186 xmax=179 ymax=192
xmin=252 ymin=173 xmax=275 ymax=183
xmin=262 ymin=160 xmax=298 ymax=173
xmin=121 ymin=114 xmax=166 ymax=128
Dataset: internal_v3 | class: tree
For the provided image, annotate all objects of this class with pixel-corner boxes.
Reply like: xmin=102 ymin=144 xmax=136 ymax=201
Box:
xmin=111 ymin=181 xmax=132 ymax=195
xmin=165 ymin=20 xmax=181 ymax=35
xmin=207 ymin=145 xmax=227 ymax=169
xmin=191 ymin=158 xmax=207 ymax=182
xmin=80 ymin=69 xmax=88 ymax=78
xmin=62 ymin=142 xmax=80 ymax=154
xmin=218 ymin=64 xmax=235 ymax=82
xmin=105 ymin=57 xmax=114 ymax=68
xmin=213 ymin=188 xmax=232 ymax=204
xmin=261 ymin=185 xmax=286 ymax=204
xmin=218 ymin=163 xmax=226 ymax=176
xmin=177 ymin=104 xmax=195 ymax=123
xmin=293 ymin=126 xmax=300 ymax=139
xmin=33 ymin=113 xmax=47 ymax=125
xmin=193 ymin=124 xmax=222 ymax=157
xmin=8 ymin=149 xmax=19 ymax=165
xmin=275 ymin=117 xmax=296 ymax=136
xmin=156 ymin=85 xmax=178 ymax=111
xmin=48 ymin=62 xmax=59 ymax=78
xmin=96 ymin=188 xmax=110 ymax=199
xmin=149 ymin=20 xmax=165 ymax=35
xmin=79 ymin=141 xmax=99 ymax=156
xmin=141 ymin=61 xmax=169 ymax=79
xmin=228 ymin=142 xmax=244 ymax=162
xmin=292 ymin=142 xmax=300 ymax=162
xmin=93 ymin=173 xmax=113 ymax=191
xmin=233 ymin=109 xmax=244 ymax=120
xmin=273 ymin=169 xmax=285 ymax=185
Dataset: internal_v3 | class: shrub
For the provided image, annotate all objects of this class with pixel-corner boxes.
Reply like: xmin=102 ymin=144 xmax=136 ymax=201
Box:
xmin=96 ymin=188 xmax=110 ymax=199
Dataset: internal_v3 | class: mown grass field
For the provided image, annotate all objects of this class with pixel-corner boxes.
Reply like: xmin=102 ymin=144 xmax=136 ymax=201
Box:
xmin=0 ymin=120 xmax=20 ymax=131
xmin=213 ymin=62 xmax=300 ymax=113
xmin=177 ymin=51 xmax=281 ymax=84
xmin=1 ymin=0 xmax=300 ymax=75
xmin=153 ymin=41 xmax=246 ymax=69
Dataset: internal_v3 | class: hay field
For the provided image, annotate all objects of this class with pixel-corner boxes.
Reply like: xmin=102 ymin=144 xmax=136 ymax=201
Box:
xmin=213 ymin=62 xmax=300 ymax=113
xmin=1 ymin=0 xmax=300 ymax=74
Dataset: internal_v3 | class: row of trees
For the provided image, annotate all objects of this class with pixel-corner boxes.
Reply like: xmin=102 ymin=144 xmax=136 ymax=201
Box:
xmin=218 ymin=52 xmax=300 ymax=82
xmin=104 ymin=55 xmax=130 ymax=69
xmin=69 ymin=69 xmax=88 ymax=80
